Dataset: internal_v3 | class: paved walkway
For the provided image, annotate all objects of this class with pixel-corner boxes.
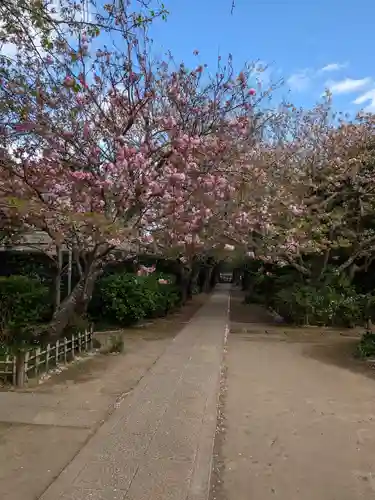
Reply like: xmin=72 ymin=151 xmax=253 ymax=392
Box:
xmin=39 ymin=286 xmax=229 ymax=500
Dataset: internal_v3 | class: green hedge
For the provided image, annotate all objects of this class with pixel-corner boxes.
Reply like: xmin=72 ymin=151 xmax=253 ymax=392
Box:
xmin=0 ymin=275 xmax=52 ymax=349
xmin=0 ymin=271 xmax=184 ymax=350
xmin=89 ymin=272 xmax=181 ymax=326
xmin=273 ymin=282 xmax=369 ymax=327
xmin=245 ymin=265 xmax=375 ymax=327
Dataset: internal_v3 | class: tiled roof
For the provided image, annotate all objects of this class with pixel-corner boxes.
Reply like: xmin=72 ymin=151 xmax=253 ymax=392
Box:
xmin=0 ymin=231 xmax=141 ymax=254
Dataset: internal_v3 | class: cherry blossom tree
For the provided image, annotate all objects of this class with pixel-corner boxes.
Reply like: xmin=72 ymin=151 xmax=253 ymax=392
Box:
xmin=0 ymin=0 xmax=276 ymax=337
xmin=288 ymin=112 xmax=375 ymax=281
xmin=231 ymin=103 xmax=375 ymax=283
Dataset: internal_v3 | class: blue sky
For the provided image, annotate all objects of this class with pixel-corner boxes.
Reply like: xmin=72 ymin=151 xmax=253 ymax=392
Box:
xmin=148 ymin=0 xmax=375 ymax=114
xmin=4 ymin=0 xmax=374 ymax=115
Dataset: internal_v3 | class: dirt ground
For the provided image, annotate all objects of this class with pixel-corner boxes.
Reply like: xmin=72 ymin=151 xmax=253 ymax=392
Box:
xmin=210 ymin=289 xmax=375 ymax=500
xmin=0 ymin=294 xmax=207 ymax=500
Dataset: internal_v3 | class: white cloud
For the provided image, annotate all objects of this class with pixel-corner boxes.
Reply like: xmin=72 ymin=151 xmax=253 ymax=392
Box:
xmin=0 ymin=40 xmax=18 ymax=59
xmin=327 ymin=77 xmax=372 ymax=94
xmin=353 ymin=88 xmax=375 ymax=112
xmin=0 ymin=25 xmax=45 ymax=62
xmin=353 ymin=89 xmax=375 ymax=105
xmin=288 ymin=62 xmax=375 ymax=111
xmin=319 ymin=62 xmax=347 ymax=73
xmin=288 ymin=63 xmax=348 ymax=93
xmin=0 ymin=0 xmax=90 ymax=60
xmin=287 ymin=70 xmax=311 ymax=92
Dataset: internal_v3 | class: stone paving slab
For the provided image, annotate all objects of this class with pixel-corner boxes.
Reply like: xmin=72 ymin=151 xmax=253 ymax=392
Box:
xmin=0 ymin=391 xmax=110 ymax=410
xmin=0 ymin=391 xmax=112 ymax=428
xmin=0 ymin=338 xmax=178 ymax=500
xmin=39 ymin=286 xmax=229 ymax=500
xmin=0 ymin=404 xmax=106 ymax=428
xmin=0 ymin=424 xmax=92 ymax=500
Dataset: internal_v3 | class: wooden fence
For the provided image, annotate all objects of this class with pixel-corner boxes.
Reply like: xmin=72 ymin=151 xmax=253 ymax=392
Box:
xmin=0 ymin=328 xmax=94 ymax=387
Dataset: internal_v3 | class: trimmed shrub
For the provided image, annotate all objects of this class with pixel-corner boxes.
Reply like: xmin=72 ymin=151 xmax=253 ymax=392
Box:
xmin=89 ymin=272 xmax=181 ymax=326
xmin=245 ymin=265 xmax=375 ymax=327
xmin=273 ymin=283 xmax=365 ymax=326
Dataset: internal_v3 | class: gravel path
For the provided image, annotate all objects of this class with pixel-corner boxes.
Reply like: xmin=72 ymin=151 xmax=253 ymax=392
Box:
xmin=38 ymin=286 xmax=230 ymax=500
xmin=211 ymin=289 xmax=375 ymax=500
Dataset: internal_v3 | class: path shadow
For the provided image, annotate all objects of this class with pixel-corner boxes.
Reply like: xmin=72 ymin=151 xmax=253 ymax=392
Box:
xmin=229 ymin=285 xmax=375 ymax=380
xmin=229 ymin=287 xmax=277 ymax=325
xmin=303 ymin=337 xmax=375 ymax=381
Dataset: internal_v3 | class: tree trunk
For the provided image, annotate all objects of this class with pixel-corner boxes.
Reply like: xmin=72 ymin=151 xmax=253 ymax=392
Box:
xmin=181 ymin=270 xmax=192 ymax=304
xmin=241 ymin=270 xmax=251 ymax=290
xmin=187 ymin=262 xmax=200 ymax=298
xmin=54 ymin=247 xmax=63 ymax=311
xmin=175 ymin=262 xmax=191 ymax=304
xmin=210 ymin=264 xmax=219 ymax=289
xmin=45 ymin=267 xmax=101 ymax=341
xmin=75 ymin=269 xmax=102 ymax=316
xmin=233 ymin=268 xmax=241 ymax=286
xmin=202 ymin=266 xmax=213 ymax=293
xmin=48 ymin=276 xmax=87 ymax=339
xmin=67 ymin=250 xmax=72 ymax=295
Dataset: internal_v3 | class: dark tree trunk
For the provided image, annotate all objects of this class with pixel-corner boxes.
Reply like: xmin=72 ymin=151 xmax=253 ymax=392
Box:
xmin=233 ymin=268 xmax=241 ymax=286
xmin=175 ymin=261 xmax=191 ymax=305
xmin=210 ymin=264 xmax=219 ymax=289
xmin=48 ymin=276 xmax=88 ymax=339
xmin=54 ymin=247 xmax=63 ymax=312
xmin=202 ymin=266 xmax=213 ymax=293
xmin=187 ymin=260 xmax=201 ymax=298
xmin=182 ymin=269 xmax=192 ymax=303
xmin=44 ymin=265 xmax=101 ymax=341
xmin=180 ymin=278 xmax=189 ymax=304
xmin=241 ymin=270 xmax=251 ymax=290
xmin=75 ymin=269 xmax=103 ymax=316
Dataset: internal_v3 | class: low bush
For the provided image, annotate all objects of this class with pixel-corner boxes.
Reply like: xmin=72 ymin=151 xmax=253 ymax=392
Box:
xmin=0 ymin=275 xmax=52 ymax=349
xmin=273 ymin=283 xmax=366 ymax=326
xmin=245 ymin=265 xmax=300 ymax=307
xmin=89 ymin=272 xmax=181 ymax=326
xmin=245 ymin=266 xmax=375 ymax=327
xmin=356 ymin=332 xmax=375 ymax=359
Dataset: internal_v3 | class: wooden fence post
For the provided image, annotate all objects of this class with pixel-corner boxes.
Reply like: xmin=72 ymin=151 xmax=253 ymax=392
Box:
xmin=77 ymin=331 xmax=82 ymax=354
xmin=6 ymin=330 xmax=95 ymax=387
xmin=24 ymin=351 xmax=30 ymax=383
xmin=35 ymin=347 xmax=41 ymax=378
xmin=71 ymin=334 xmax=75 ymax=360
xmin=89 ymin=326 xmax=94 ymax=351
xmin=63 ymin=338 xmax=67 ymax=364
xmin=12 ymin=355 xmax=16 ymax=386
xmin=45 ymin=344 xmax=50 ymax=371
xmin=55 ymin=339 xmax=60 ymax=365
xmin=15 ymin=351 xmax=26 ymax=388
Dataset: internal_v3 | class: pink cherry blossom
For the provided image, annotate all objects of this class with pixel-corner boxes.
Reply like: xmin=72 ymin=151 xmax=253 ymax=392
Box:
xmin=1 ymin=0 xmax=331 ymax=338
xmin=64 ymin=75 xmax=75 ymax=87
